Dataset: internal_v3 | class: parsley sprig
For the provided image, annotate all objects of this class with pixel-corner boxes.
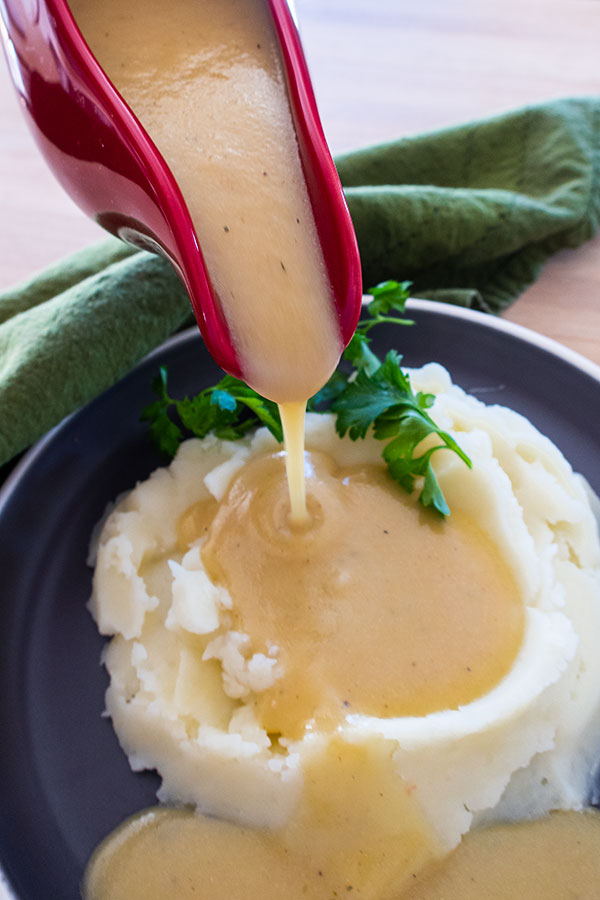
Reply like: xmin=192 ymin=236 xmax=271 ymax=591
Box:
xmin=141 ymin=367 xmax=282 ymax=457
xmin=141 ymin=281 xmax=471 ymax=516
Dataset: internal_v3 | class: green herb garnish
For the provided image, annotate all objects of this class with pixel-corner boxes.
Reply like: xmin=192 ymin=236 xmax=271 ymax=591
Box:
xmin=141 ymin=281 xmax=471 ymax=516
xmin=141 ymin=367 xmax=282 ymax=456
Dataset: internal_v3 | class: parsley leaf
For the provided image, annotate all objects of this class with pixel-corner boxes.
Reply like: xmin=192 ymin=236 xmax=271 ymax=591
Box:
xmin=332 ymin=363 xmax=403 ymax=440
xmin=140 ymin=365 xmax=283 ymax=451
xmin=332 ymin=348 xmax=472 ymax=516
xmin=141 ymin=281 xmax=471 ymax=516
xmin=365 ymin=279 xmax=412 ymax=317
xmin=344 ymin=280 xmax=413 ymax=375
xmin=140 ymin=367 xmax=184 ymax=457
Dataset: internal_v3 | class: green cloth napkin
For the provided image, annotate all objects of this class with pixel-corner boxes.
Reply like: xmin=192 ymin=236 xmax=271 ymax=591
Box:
xmin=336 ymin=97 xmax=600 ymax=311
xmin=1 ymin=97 xmax=599 ymax=467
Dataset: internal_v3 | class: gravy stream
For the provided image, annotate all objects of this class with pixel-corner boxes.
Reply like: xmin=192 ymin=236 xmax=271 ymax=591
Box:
xmin=69 ymin=0 xmax=344 ymax=521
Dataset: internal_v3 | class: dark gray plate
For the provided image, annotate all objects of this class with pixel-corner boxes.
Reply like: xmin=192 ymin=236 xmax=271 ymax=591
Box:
xmin=1 ymin=300 xmax=599 ymax=899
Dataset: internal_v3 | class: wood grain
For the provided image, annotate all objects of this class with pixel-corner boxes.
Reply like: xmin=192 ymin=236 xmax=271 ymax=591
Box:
xmin=1 ymin=0 xmax=599 ymax=363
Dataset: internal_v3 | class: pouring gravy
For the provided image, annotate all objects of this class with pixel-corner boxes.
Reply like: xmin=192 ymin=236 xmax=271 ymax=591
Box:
xmin=70 ymin=0 xmax=343 ymax=520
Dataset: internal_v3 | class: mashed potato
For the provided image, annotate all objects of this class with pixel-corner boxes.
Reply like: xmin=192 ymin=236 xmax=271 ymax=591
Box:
xmin=89 ymin=362 xmax=600 ymax=852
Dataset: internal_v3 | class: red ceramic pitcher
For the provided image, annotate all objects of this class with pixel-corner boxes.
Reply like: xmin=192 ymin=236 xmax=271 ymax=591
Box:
xmin=0 ymin=0 xmax=362 ymax=378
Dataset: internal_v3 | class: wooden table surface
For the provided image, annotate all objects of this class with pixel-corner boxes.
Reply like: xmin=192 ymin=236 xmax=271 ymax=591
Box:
xmin=1 ymin=0 xmax=600 ymax=365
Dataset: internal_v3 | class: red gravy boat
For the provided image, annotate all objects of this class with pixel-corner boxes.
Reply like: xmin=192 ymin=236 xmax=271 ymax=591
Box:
xmin=0 ymin=0 xmax=362 ymax=379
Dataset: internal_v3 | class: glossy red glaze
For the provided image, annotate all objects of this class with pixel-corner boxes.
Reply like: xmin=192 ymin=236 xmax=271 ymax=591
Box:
xmin=0 ymin=0 xmax=362 ymax=380
xmin=266 ymin=0 xmax=362 ymax=346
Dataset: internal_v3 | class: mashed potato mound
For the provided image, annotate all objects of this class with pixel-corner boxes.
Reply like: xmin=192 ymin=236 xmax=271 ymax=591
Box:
xmin=89 ymin=363 xmax=600 ymax=850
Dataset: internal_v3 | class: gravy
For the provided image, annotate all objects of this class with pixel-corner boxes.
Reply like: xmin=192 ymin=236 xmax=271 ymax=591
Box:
xmin=180 ymin=449 xmax=524 ymax=737
xmin=403 ymin=810 xmax=600 ymax=900
xmin=84 ymin=760 xmax=600 ymax=900
xmin=69 ymin=0 xmax=342 ymax=407
xmin=84 ymin=740 xmax=440 ymax=900
xmin=69 ymin=0 xmax=344 ymax=521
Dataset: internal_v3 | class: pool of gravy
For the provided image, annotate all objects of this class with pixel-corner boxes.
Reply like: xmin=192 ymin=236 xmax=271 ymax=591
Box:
xmin=84 ymin=740 xmax=440 ymax=900
xmin=84 ymin=758 xmax=600 ymax=900
xmin=403 ymin=809 xmax=600 ymax=900
xmin=179 ymin=449 xmax=524 ymax=737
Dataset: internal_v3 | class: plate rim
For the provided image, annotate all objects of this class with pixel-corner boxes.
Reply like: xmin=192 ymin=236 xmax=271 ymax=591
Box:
xmin=407 ymin=298 xmax=600 ymax=383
